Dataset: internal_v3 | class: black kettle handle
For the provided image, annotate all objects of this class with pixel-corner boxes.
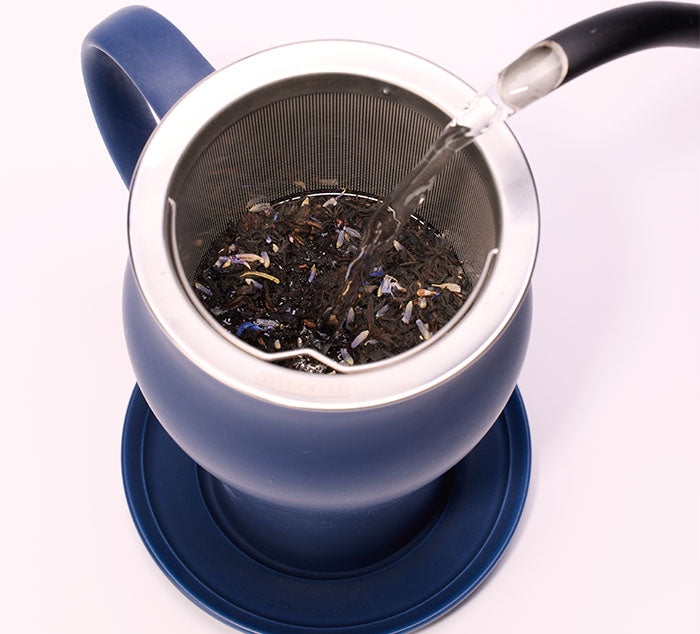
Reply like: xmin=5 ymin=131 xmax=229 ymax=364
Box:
xmin=551 ymin=1 xmax=700 ymax=83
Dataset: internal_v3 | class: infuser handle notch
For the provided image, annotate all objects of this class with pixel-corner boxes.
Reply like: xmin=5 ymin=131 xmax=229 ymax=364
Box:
xmin=497 ymin=2 xmax=700 ymax=111
xmin=81 ymin=6 xmax=214 ymax=186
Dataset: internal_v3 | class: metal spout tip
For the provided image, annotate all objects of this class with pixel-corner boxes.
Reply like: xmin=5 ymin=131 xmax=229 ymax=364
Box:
xmin=497 ymin=40 xmax=568 ymax=111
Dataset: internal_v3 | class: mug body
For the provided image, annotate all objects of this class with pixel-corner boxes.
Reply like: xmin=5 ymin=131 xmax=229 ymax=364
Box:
xmin=123 ymin=41 xmax=539 ymax=565
xmin=124 ymin=266 xmax=532 ymax=511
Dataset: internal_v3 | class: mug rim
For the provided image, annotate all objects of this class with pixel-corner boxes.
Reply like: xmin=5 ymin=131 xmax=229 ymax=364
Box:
xmin=127 ymin=40 xmax=539 ymax=410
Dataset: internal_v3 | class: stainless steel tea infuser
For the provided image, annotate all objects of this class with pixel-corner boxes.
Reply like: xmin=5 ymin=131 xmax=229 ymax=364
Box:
xmin=82 ymin=3 xmax=699 ymax=632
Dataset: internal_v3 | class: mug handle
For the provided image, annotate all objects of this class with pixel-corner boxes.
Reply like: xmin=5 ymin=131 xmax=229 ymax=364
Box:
xmin=82 ymin=6 xmax=214 ymax=186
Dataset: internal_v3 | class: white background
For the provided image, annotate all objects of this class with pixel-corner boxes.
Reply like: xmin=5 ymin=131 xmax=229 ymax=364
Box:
xmin=1 ymin=1 xmax=698 ymax=632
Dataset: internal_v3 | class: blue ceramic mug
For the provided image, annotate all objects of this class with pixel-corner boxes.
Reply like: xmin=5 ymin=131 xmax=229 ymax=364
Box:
xmin=82 ymin=6 xmax=700 ymax=630
xmin=82 ymin=6 xmax=538 ymax=576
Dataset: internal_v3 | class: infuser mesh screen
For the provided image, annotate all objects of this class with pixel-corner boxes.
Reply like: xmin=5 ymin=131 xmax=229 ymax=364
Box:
xmin=170 ymin=76 xmax=499 ymax=289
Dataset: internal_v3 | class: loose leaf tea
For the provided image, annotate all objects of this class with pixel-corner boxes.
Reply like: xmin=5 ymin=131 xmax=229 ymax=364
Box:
xmin=192 ymin=192 xmax=470 ymax=371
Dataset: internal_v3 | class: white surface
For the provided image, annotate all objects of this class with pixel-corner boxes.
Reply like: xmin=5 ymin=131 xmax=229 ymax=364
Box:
xmin=1 ymin=1 xmax=698 ymax=632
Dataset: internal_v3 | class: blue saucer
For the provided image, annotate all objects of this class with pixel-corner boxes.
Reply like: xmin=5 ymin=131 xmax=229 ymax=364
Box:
xmin=122 ymin=386 xmax=531 ymax=633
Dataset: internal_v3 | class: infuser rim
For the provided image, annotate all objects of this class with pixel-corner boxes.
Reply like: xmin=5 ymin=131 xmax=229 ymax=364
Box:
xmin=127 ymin=40 xmax=539 ymax=410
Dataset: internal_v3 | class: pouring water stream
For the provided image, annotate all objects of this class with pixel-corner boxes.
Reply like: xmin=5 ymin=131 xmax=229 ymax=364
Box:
xmin=328 ymin=42 xmax=566 ymax=324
